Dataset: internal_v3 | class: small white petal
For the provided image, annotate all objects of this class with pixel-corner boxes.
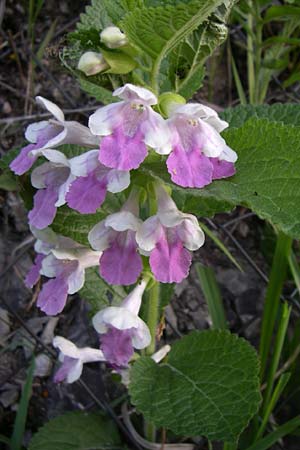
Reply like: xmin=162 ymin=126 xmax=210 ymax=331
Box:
xmin=67 ymin=265 xmax=85 ymax=294
xmin=136 ymin=216 xmax=162 ymax=252
xmin=205 ymin=115 xmax=228 ymax=133
xmin=30 ymin=148 xmax=70 ymax=166
xmin=63 ymin=121 xmax=100 ymax=147
xmin=78 ymin=248 xmax=101 ymax=269
xmin=107 ymin=169 xmax=130 ymax=193
xmin=51 ymin=247 xmax=82 ymax=261
xmin=113 ymin=84 xmax=157 ymax=105
xmin=25 ymin=121 xmax=49 ymax=143
xmin=142 ymin=109 xmax=172 ymax=155
xmin=67 ymin=359 xmax=83 ymax=383
xmin=89 ymin=103 xmax=123 ymax=136
xmin=31 ymin=162 xmax=52 ymax=188
xmin=105 ymin=211 xmax=142 ymax=232
xmin=172 ymin=103 xmax=228 ymax=133
xmin=121 ymin=280 xmax=147 ymax=314
xmin=41 ymin=128 xmax=67 ymax=148
xmin=69 ymin=149 xmax=99 ymax=177
xmin=78 ymin=347 xmax=105 ymax=364
xmin=53 ymin=336 xmax=80 ymax=358
xmin=55 ymin=173 xmax=75 ymax=207
xmin=151 ymin=345 xmax=171 ymax=363
xmin=36 ymin=96 xmax=65 ymax=122
xmin=88 ymin=221 xmax=112 ymax=250
xmin=132 ymin=318 xmax=151 ymax=349
xmin=93 ymin=307 xmax=139 ymax=332
xmin=177 ymin=217 xmax=205 ymax=251
xmin=200 ymin=120 xmax=227 ymax=157
xmin=41 ymin=254 xmax=62 ymax=277
xmin=219 ymin=145 xmax=238 ymax=163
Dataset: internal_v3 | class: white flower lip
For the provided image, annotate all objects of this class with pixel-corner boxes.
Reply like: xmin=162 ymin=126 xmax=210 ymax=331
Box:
xmin=53 ymin=336 xmax=105 ymax=383
xmin=92 ymin=280 xmax=151 ymax=350
xmin=171 ymin=102 xmax=229 ymax=133
xmin=36 ymin=96 xmax=65 ymax=122
xmin=113 ymin=83 xmax=158 ymax=105
xmin=137 ymin=185 xmax=205 ymax=253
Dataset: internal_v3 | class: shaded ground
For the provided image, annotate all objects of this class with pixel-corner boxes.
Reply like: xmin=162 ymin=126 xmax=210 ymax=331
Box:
xmin=1 ymin=1 xmax=300 ymax=449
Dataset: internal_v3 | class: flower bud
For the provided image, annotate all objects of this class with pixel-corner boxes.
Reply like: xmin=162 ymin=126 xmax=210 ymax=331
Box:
xmin=77 ymin=51 xmax=109 ymax=76
xmin=100 ymin=26 xmax=128 ymax=49
xmin=158 ymin=92 xmax=186 ymax=117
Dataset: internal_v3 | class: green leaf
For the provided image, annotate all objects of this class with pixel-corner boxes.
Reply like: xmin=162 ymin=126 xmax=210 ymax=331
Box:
xmin=78 ymin=77 xmax=117 ymax=104
xmin=0 ymin=148 xmax=20 ymax=170
xmin=176 ymin=0 xmax=237 ymax=99
xmin=264 ymin=5 xmax=300 ymax=22
xmin=28 ymin=411 xmax=122 ymax=450
xmin=206 ymin=118 xmax=300 ymax=238
xmin=52 ymin=207 xmax=106 ymax=246
xmin=129 ymin=330 xmax=261 ymax=441
xmin=0 ymin=172 xmax=18 ymax=191
xmin=220 ymin=103 xmax=300 ymax=128
xmin=51 ymin=190 xmax=123 ymax=245
xmin=195 ymin=263 xmax=228 ymax=330
xmin=76 ymin=0 xmax=126 ymax=32
xmin=80 ymin=267 xmax=126 ymax=314
xmin=11 ymin=358 xmax=35 ymax=450
xmin=283 ymin=69 xmax=300 ymax=88
xmin=121 ymin=0 xmax=225 ymax=92
xmin=142 ymin=114 xmax=300 ymax=238
xmin=245 ymin=415 xmax=300 ymax=450
xmin=58 ymin=144 xmax=92 ymax=159
xmin=102 ymin=49 xmax=136 ymax=74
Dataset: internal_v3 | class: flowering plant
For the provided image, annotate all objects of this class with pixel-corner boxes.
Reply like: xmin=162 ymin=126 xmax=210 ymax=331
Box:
xmin=5 ymin=1 xmax=300 ymax=449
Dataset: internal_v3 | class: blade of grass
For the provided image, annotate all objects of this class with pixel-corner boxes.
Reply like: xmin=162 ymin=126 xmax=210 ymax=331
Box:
xmin=199 ymin=222 xmax=243 ymax=272
xmin=223 ymin=442 xmax=237 ymax=450
xmin=262 ymin=302 xmax=291 ymax=413
xmin=0 ymin=435 xmax=11 ymax=445
xmin=288 ymin=251 xmax=300 ymax=297
xmin=247 ymin=0 xmax=256 ymax=104
xmin=256 ymin=372 xmax=291 ymax=441
xmin=245 ymin=415 xmax=300 ymax=450
xmin=228 ymin=43 xmax=247 ymax=105
xmin=195 ymin=263 xmax=227 ymax=330
xmin=259 ymin=231 xmax=292 ymax=380
xmin=36 ymin=19 xmax=57 ymax=62
xmin=11 ymin=357 xmax=35 ymax=450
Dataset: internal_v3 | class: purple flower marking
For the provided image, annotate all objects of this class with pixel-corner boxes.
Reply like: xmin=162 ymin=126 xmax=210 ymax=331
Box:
xmin=10 ymin=96 xmax=98 ymax=175
xmin=166 ymin=103 xmax=237 ymax=188
xmin=88 ymin=191 xmax=142 ymax=286
xmin=137 ymin=185 xmax=205 ymax=283
xmin=89 ymin=84 xmax=172 ymax=171
xmin=53 ymin=336 xmax=105 ymax=383
xmin=92 ymin=280 xmax=151 ymax=369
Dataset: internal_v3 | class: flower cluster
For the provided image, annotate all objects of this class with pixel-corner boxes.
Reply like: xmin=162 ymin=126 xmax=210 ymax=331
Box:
xmin=11 ymin=83 xmax=237 ymax=380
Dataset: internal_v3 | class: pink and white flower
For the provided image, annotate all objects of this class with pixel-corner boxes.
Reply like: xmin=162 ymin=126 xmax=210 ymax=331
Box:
xmin=28 ymin=149 xmax=130 ymax=229
xmin=166 ymin=103 xmax=237 ymax=188
xmin=25 ymin=226 xmax=75 ymax=288
xmin=65 ymin=149 xmax=130 ymax=214
xmin=26 ymin=227 xmax=101 ymax=316
xmin=88 ymin=191 xmax=142 ymax=286
xmin=89 ymin=84 xmax=172 ymax=171
xmin=92 ymin=280 xmax=151 ymax=368
xmin=53 ymin=336 xmax=105 ymax=383
xmin=10 ymin=96 xmax=98 ymax=175
xmin=136 ymin=185 xmax=205 ymax=283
